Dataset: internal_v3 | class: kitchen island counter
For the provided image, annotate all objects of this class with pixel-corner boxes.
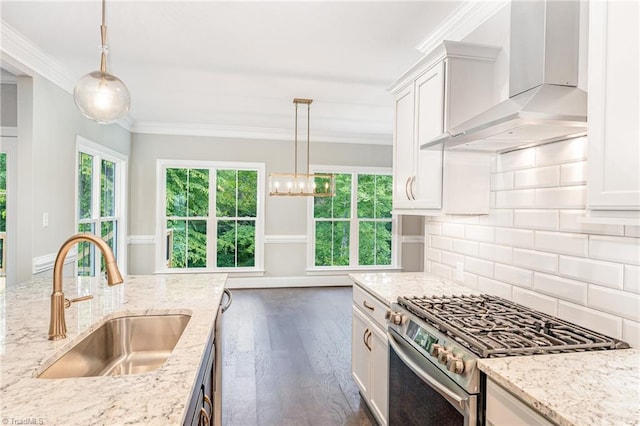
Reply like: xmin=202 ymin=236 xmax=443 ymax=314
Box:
xmin=349 ymin=271 xmax=477 ymax=306
xmin=478 ymin=348 xmax=640 ymax=426
xmin=0 ymin=273 xmax=226 ymax=425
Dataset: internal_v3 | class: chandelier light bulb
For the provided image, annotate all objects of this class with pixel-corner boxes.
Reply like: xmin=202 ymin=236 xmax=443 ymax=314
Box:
xmin=74 ymin=71 xmax=130 ymax=123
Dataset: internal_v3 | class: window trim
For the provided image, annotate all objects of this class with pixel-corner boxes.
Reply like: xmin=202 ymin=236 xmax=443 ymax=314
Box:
xmin=306 ymin=165 xmax=401 ymax=271
xmin=155 ymin=159 xmax=265 ymax=274
xmin=75 ymin=135 xmax=128 ymax=275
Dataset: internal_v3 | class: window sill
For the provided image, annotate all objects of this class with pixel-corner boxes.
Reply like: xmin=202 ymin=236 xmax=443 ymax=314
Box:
xmin=306 ymin=266 xmax=403 ymax=275
xmin=154 ymin=268 xmax=265 ymax=277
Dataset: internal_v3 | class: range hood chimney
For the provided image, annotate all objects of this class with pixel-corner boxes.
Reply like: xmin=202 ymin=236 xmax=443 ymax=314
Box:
xmin=425 ymin=0 xmax=587 ymax=152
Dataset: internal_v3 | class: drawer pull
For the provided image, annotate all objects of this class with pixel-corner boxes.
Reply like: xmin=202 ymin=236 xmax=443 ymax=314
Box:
xmin=203 ymin=394 xmax=213 ymax=416
xmin=363 ymin=329 xmax=372 ymax=351
xmin=199 ymin=407 xmax=210 ymax=426
xmin=362 ymin=300 xmax=375 ymax=311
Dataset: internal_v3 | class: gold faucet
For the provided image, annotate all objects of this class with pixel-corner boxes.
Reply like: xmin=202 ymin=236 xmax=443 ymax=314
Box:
xmin=49 ymin=233 xmax=124 ymax=340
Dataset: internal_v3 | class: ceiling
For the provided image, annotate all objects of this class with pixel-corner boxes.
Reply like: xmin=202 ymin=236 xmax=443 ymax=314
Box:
xmin=0 ymin=1 xmax=464 ymax=143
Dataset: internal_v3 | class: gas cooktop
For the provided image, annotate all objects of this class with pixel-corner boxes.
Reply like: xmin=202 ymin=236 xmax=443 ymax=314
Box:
xmin=397 ymin=294 xmax=629 ymax=358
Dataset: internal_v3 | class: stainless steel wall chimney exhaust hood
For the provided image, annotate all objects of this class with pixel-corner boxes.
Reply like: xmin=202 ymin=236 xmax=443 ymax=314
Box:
xmin=424 ymin=0 xmax=587 ymax=153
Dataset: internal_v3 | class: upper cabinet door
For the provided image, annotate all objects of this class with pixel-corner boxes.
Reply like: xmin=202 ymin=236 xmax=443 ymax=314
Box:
xmin=413 ymin=62 xmax=445 ymax=209
xmin=587 ymin=0 xmax=640 ymax=212
xmin=392 ymin=84 xmax=416 ymax=208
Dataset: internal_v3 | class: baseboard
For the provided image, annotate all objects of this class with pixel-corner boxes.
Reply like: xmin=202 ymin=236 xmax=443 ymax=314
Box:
xmin=33 ymin=248 xmax=76 ymax=274
xmin=227 ymin=275 xmax=352 ymax=289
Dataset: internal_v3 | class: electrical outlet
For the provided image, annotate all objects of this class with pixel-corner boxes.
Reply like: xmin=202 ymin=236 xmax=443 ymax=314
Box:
xmin=456 ymin=262 xmax=464 ymax=282
xmin=42 ymin=212 xmax=49 ymax=228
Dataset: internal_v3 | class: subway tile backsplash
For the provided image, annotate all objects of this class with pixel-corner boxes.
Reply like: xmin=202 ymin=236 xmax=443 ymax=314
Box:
xmin=425 ymin=137 xmax=640 ymax=347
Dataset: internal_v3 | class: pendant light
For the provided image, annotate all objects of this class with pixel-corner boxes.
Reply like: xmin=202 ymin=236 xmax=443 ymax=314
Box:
xmin=73 ymin=0 xmax=130 ymax=124
xmin=269 ymin=98 xmax=335 ymax=197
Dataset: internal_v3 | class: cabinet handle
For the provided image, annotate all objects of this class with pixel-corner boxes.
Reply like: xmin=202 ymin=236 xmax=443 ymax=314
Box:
xmin=363 ymin=329 xmax=372 ymax=351
xmin=221 ymin=288 xmax=233 ymax=313
xmin=203 ymin=394 xmax=213 ymax=418
xmin=199 ymin=407 xmax=210 ymax=426
xmin=410 ymin=176 xmax=417 ymax=200
xmin=405 ymin=177 xmax=412 ymax=200
xmin=362 ymin=300 xmax=375 ymax=311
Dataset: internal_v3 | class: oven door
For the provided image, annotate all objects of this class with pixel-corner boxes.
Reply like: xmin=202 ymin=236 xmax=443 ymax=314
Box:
xmin=388 ymin=328 xmax=477 ymax=426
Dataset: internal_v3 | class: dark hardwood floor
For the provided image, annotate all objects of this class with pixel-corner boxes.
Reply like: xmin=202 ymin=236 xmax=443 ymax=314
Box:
xmin=221 ymin=287 xmax=377 ymax=426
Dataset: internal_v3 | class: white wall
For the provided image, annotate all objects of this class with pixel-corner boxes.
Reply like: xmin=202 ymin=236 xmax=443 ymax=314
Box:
xmin=1 ymin=83 xmax=18 ymax=127
xmin=128 ymin=133 xmax=422 ymax=279
xmin=14 ymin=73 xmax=131 ymax=284
xmin=425 ymin=137 xmax=640 ymax=347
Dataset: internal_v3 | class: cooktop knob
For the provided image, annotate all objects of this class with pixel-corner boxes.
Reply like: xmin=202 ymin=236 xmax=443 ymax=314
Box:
xmin=447 ymin=356 xmax=465 ymax=374
xmin=438 ymin=349 xmax=451 ymax=365
xmin=430 ymin=344 xmax=442 ymax=357
xmin=387 ymin=312 xmax=403 ymax=325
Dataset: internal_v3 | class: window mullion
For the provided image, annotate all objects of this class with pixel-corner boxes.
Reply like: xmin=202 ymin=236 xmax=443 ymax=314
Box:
xmin=350 ymin=172 xmax=358 ymax=267
xmin=209 ymin=168 xmax=216 ymax=269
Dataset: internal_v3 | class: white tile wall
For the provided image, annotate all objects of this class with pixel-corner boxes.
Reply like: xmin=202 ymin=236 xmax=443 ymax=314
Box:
xmin=535 ymin=186 xmax=586 ymax=209
xmin=478 ymin=243 xmax=513 ymax=264
xmin=557 ymin=301 xmax=622 ymax=339
xmin=534 ymin=273 xmax=587 ymax=305
xmin=560 ymin=161 xmax=587 ymax=185
xmin=589 ymin=236 xmax=640 ymax=266
xmin=559 ymin=256 xmax=623 ymax=289
xmin=512 ymin=288 xmax=558 ymax=316
xmin=622 ymin=320 xmax=640 ymax=348
xmin=496 ymin=148 xmax=536 ymax=172
xmin=535 ymin=137 xmax=587 ymax=165
xmin=465 ymin=225 xmax=495 ymax=243
xmin=625 ymin=265 xmax=640 ymax=294
xmin=513 ymin=210 xmax=559 ymax=230
xmin=588 ymin=286 xmax=640 ymax=322
xmin=559 ymin=210 xmax=625 ymax=236
xmin=535 ymin=231 xmax=588 ymax=257
xmin=478 ymin=277 xmax=512 ymax=299
xmin=513 ymin=248 xmax=558 ymax=273
xmin=431 ymin=235 xmax=453 ymax=251
xmin=452 ymin=239 xmax=479 ymax=256
xmin=425 ymin=138 xmax=640 ymax=347
xmin=496 ymin=189 xmax=536 ymax=208
xmin=514 ymin=166 xmax=559 ymax=188
xmin=495 ymin=228 xmax=534 ymax=249
xmin=465 ymin=257 xmax=494 ymax=278
xmin=495 ymin=264 xmax=533 ymax=288
xmin=491 ymin=172 xmax=514 ymax=190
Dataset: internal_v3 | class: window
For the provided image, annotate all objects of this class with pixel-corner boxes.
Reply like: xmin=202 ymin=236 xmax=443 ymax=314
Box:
xmin=76 ymin=137 xmax=127 ymax=276
xmin=159 ymin=160 xmax=264 ymax=272
xmin=310 ymin=167 xmax=397 ymax=269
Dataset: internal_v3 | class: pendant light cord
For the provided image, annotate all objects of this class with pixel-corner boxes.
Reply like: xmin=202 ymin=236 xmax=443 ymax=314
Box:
xmin=100 ymin=0 xmax=108 ymax=74
xmin=294 ymin=102 xmax=298 ymax=175
xmin=306 ymin=103 xmax=310 ymax=176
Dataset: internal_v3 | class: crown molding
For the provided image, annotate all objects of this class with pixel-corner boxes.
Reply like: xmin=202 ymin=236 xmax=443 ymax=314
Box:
xmin=0 ymin=20 xmax=75 ymax=93
xmin=416 ymin=0 xmax=510 ymax=55
xmin=132 ymin=121 xmax=392 ymax=145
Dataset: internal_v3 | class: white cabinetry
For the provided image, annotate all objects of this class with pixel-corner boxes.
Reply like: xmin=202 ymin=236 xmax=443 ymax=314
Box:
xmin=586 ymin=0 xmax=640 ymax=220
xmin=391 ymin=41 xmax=498 ymax=215
xmin=485 ymin=378 xmax=553 ymax=426
xmin=351 ymin=285 xmax=389 ymax=426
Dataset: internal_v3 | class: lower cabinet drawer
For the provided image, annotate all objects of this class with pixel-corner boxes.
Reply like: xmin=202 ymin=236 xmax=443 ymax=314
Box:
xmin=353 ymin=285 xmax=389 ymax=329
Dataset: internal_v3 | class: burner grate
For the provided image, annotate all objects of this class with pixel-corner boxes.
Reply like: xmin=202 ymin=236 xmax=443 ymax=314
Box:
xmin=398 ymin=294 xmax=629 ymax=358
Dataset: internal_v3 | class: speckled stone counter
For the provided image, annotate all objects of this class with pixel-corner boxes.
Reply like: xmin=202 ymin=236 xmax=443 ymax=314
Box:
xmin=349 ymin=271 xmax=478 ymax=306
xmin=479 ymin=349 xmax=640 ymax=426
xmin=0 ymin=273 xmax=227 ymax=425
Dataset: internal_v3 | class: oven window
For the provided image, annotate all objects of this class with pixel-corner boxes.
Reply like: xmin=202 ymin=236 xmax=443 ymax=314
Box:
xmin=389 ymin=347 xmax=465 ymax=426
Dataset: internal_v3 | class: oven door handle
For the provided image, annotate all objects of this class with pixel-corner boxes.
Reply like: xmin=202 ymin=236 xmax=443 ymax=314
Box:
xmin=387 ymin=331 xmax=469 ymax=412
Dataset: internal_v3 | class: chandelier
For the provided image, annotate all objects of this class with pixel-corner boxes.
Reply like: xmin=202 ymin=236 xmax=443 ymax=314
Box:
xmin=73 ymin=0 xmax=130 ymax=124
xmin=269 ymin=98 xmax=335 ymax=197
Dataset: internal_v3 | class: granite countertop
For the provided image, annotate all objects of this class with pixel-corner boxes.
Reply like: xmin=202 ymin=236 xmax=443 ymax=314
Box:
xmin=479 ymin=349 xmax=640 ymax=426
xmin=0 ymin=273 xmax=227 ymax=425
xmin=349 ymin=271 xmax=478 ymax=306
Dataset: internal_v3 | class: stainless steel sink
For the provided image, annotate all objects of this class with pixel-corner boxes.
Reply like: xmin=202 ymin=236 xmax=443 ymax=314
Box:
xmin=38 ymin=314 xmax=191 ymax=379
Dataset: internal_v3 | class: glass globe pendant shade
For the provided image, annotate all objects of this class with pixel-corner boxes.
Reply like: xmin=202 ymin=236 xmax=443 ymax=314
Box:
xmin=73 ymin=70 xmax=130 ymax=124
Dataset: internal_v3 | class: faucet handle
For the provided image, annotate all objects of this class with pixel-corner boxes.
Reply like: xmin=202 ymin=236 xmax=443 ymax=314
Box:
xmin=64 ymin=295 xmax=94 ymax=308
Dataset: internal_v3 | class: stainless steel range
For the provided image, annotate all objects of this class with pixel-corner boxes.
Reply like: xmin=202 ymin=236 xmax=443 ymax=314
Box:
xmin=386 ymin=294 xmax=629 ymax=426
